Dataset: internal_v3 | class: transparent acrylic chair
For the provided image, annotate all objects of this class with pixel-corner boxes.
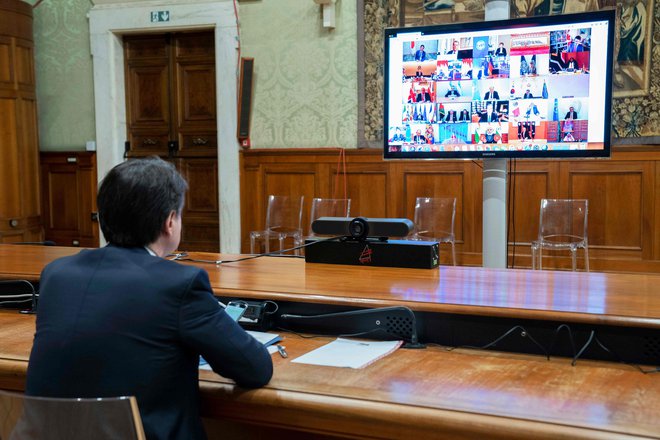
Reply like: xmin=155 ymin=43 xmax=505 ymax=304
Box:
xmin=305 ymin=198 xmax=351 ymax=239
xmin=250 ymin=195 xmax=304 ymax=255
xmin=0 ymin=389 xmax=145 ymax=440
xmin=531 ymin=199 xmax=589 ymax=271
xmin=409 ymin=197 xmax=456 ymax=265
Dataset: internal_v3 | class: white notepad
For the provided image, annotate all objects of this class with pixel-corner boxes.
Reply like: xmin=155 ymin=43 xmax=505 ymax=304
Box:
xmin=291 ymin=338 xmax=402 ymax=369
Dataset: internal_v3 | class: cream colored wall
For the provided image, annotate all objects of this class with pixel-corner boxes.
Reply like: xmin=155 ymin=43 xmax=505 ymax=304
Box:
xmin=31 ymin=0 xmax=358 ymax=151
xmin=239 ymin=0 xmax=357 ymax=148
xmin=31 ymin=0 xmax=96 ymax=151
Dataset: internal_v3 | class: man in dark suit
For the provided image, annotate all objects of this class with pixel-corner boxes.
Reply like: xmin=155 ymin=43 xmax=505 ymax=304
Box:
xmin=26 ymin=157 xmax=273 ymax=440
xmin=523 ymin=89 xmax=534 ymax=99
xmin=565 ymin=106 xmax=578 ymax=120
xmin=483 ymin=85 xmax=499 ymax=100
xmin=494 ymin=42 xmax=507 ymax=57
xmin=414 ymin=44 xmax=427 ymax=61
xmin=479 ymin=103 xmax=499 ymax=122
xmin=445 ymin=110 xmax=458 ymax=123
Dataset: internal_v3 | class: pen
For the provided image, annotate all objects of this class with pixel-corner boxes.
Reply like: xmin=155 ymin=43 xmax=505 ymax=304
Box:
xmin=276 ymin=344 xmax=288 ymax=358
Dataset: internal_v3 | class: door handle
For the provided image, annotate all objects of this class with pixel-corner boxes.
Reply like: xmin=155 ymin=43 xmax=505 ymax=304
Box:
xmin=168 ymin=140 xmax=178 ymax=158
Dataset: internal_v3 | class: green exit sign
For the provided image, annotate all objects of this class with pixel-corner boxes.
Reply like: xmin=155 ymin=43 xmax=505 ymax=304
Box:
xmin=150 ymin=11 xmax=170 ymax=22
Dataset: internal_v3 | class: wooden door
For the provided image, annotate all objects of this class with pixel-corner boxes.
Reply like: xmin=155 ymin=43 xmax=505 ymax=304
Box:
xmin=0 ymin=0 xmax=42 ymax=243
xmin=124 ymin=31 xmax=218 ymax=252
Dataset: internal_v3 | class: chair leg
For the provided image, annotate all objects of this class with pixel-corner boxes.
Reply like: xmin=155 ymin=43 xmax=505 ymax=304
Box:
xmin=250 ymin=235 xmax=257 ymax=254
xmin=450 ymin=241 xmax=456 ymax=266
xmin=571 ymin=248 xmax=577 ymax=272
xmin=584 ymin=246 xmax=589 ymax=272
xmin=531 ymin=246 xmax=536 ymax=270
xmin=538 ymin=247 xmax=543 ymax=270
xmin=264 ymin=235 xmax=270 ymax=254
xmin=278 ymin=236 xmax=284 ymax=255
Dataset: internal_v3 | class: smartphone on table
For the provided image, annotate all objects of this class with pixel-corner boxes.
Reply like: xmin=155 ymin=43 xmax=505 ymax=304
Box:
xmin=224 ymin=301 xmax=248 ymax=322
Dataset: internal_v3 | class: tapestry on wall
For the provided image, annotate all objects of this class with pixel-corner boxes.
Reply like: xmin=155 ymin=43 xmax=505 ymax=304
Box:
xmin=363 ymin=0 xmax=660 ymax=143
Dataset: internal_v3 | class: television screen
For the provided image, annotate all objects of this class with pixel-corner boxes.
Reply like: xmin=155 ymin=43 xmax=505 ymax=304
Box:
xmin=383 ymin=10 xmax=615 ymax=159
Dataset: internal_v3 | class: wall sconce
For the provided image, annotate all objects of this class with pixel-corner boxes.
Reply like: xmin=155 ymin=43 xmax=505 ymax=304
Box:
xmin=313 ymin=0 xmax=336 ymax=29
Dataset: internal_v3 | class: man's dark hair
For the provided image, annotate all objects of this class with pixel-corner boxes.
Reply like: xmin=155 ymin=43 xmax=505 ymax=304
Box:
xmin=97 ymin=157 xmax=188 ymax=247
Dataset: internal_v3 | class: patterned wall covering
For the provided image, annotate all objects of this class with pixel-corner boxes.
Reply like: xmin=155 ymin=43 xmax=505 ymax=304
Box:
xmin=29 ymin=0 xmax=358 ymax=152
xmin=364 ymin=0 xmax=660 ymax=142
xmin=30 ymin=0 xmax=96 ymax=151
xmin=361 ymin=0 xmax=399 ymax=146
xmin=240 ymin=0 xmax=357 ymax=149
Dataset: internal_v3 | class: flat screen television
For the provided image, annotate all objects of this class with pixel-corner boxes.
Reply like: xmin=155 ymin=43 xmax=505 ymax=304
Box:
xmin=383 ymin=10 xmax=615 ymax=159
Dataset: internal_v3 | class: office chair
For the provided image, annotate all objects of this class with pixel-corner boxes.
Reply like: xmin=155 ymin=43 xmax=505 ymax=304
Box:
xmin=0 ymin=389 xmax=146 ymax=440
xmin=409 ymin=197 xmax=456 ymax=265
xmin=250 ymin=195 xmax=304 ymax=255
xmin=531 ymin=199 xmax=589 ymax=271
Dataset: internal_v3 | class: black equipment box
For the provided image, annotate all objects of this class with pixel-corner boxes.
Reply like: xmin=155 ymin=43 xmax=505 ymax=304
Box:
xmin=304 ymin=238 xmax=439 ymax=269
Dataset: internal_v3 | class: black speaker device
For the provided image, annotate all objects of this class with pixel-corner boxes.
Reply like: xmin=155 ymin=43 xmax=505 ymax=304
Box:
xmin=279 ymin=306 xmax=424 ymax=348
xmin=237 ymin=57 xmax=254 ymax=148
xmin=305 ymin=217 xmax=439 ymax=269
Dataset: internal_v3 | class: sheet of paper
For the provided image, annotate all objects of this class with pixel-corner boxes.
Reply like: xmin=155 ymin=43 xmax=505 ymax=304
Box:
xmin=291 ymin=338 xmax=402 ymax=369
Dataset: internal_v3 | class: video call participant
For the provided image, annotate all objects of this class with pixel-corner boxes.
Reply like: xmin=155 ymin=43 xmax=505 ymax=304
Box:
xmin=415 ymin=65 xmax=424 ymax=78
xmin=566 ymin=35 xmax=584 ymax=53
xmin=483 ymin=85 xmax=499 ymax=100
xmin=565 ymin=106 xmax=578 ymax=120
xmin=391 ymin=127 xmax=406 ymax=142
xmin=494 ymin=42 xmax=507 ymax=57
xmin=523 ymin=89 xmax=534 ymax=99
xmin=417 ymin=87 xmax=432 ymax=102
xmin=26 ymin=157 xmax=273 ymax=440
xmin=567 ymin=57 xmax=579 ymax=71
xmin=445 ymin=110 xmax=458 ymax=123
xmin=479 ymin=103 xmax=499 ymax=122
xmin=459 ymin=109 xmax=470 ymax=121
xmin=445 ymin=85 xmax=460 ymax=98
xmin=415 ymin=44 xmax=427 ymax=61
xmin=413 ymin=129 xmax=427 ymax=143
xmin=445 ymin=39 xmax=459 ymax=55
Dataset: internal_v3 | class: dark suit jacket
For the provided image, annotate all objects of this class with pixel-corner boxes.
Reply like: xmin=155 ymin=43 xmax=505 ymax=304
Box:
xmin=565 ymin=111 xmax=578 ymax=120
xmin=484 ymin=91 xmax=499 ymax=100
xmin=479 ymin=111 xmax=498 ymax=122
xmin=26 ymin=245 xmax=273 ymax=440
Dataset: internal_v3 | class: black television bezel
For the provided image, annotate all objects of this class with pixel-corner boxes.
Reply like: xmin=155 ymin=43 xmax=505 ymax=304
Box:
xmin=383 ymin=10 xmax=615 ymax=160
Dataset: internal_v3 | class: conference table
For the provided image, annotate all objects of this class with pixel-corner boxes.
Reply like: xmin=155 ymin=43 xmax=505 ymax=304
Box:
xmin=1 ymin=245 xmax=660 ymax=439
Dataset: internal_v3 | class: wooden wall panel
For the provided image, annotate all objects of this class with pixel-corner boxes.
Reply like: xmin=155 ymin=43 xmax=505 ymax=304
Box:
xmin=262 ymin=167 xmax=316 ymax=236
xmin=344 ymin=171 xmax=388 ymax=219
xmin=40 ymin=152 xmax=98 ymax=248
xmin=240 ymin=149 xmax=660 ymax=273
xmin=402 ymin=171 xmax=464 ymax=242
xmin=510 ymin=171 xmax=550 ymax=244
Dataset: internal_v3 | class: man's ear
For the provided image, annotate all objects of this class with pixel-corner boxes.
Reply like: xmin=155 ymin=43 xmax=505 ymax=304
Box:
xmin=163 ymin=210 xmax=177 ymax=236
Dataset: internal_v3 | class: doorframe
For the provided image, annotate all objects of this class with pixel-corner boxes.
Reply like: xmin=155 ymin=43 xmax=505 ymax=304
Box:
xmin=89 ymin=0 xmax=241 ymax=253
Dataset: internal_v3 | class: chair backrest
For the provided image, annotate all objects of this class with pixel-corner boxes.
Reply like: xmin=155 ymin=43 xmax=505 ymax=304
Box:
xmin=412 ymin=197 xmax=456 ymax=241
xmin=0 ymin=389 xmax=146 ymax=440
xmin=538 ymin=199 xmax=588 ymax=244
xmin=308 ymin=198 xmax=351 ymax=236
xmin=265 ymin=195 xmax=304 ymax=234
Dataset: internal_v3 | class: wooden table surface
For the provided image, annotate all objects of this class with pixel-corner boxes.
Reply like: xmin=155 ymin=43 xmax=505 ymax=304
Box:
xmin=2 ymin=245 xmax=659 ymax=328
xmin=1 ymin=310 xmax=658 ymax=439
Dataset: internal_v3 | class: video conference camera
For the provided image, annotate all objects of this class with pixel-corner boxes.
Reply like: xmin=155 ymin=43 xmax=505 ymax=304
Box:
xmin=311 ymin=217 xmax=414 ymax=241
xmin=306 ymin=217 xmax=438 ymax=269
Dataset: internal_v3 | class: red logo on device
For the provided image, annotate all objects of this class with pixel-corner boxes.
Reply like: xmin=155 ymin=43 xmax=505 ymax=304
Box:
xmin=359 ymin=245 xmax=373 ymax=264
